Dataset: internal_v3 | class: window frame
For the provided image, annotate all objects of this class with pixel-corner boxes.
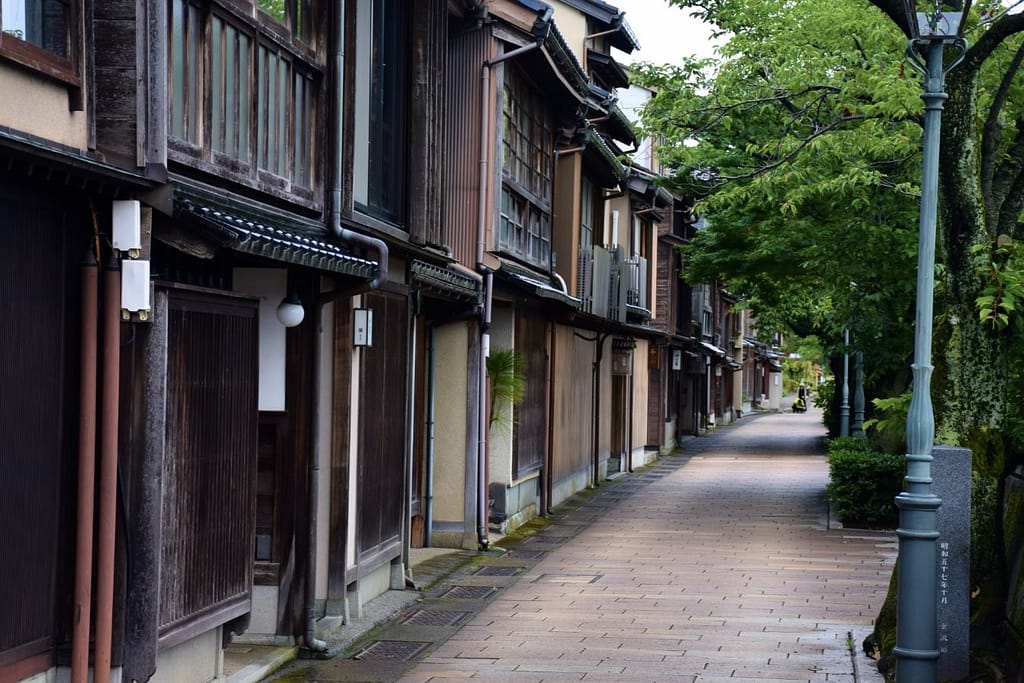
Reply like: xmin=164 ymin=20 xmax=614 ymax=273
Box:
xmin=498 ymin=64 xmax=554 ymax=269
xmin=168 ymin=0 xmax=322 ymax=206
xmin=350 ymin=0 xmax=408 ymax=228
xmin=0 ymin=0 xmax=83 ymax=95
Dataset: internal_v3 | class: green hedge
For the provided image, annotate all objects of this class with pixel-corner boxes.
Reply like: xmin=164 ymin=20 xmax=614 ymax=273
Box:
xmin=826 ymin=437 xmax=904 ymax=529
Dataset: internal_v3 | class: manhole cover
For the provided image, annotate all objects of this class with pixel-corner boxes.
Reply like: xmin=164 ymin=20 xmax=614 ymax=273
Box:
xmin=442 ymin=585 xmax=496 ymax=600
xmin=401 ymin=609 xmax=470 ymax=626
xmin=507 ymin=549 xmax=545 ymax=559
xmin=473 ymin=566 xmax=519 ymax=576
xmin=353 ymin=640 xmax=430 ymax=661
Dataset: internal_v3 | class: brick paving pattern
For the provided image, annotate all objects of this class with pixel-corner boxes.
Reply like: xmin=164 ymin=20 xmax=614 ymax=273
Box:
xmin=264 ymin=408 xmax=895 ymax=682
xmin=400 ymin=410 xmax=895 ymax=682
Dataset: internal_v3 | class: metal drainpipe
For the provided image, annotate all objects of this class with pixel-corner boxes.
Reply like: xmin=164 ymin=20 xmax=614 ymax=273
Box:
xmin=72 ymin=251 xmax=99 ymax=683
xmin=94 ymin=260 xmax=121 ymax=683
xmin=477 ymin=273 xmax=493 ymax=548
xmin=403 ymin=299 xmax=417 ymax=577
xmin=304 ymin=279 xmax=328 ymax=653
xmin=424 ymin=325 xmax=436 ymax=547
xmin=542 ymin=321 xmax=554 ymax=516
xmin=592 ymin=334 xmax=607 ymax=487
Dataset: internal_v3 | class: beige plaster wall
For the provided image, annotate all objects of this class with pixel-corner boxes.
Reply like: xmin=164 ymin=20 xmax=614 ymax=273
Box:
xmin=0 ymin=67 xmax=88 ymax=149
xmin=432 ymin=323 xmax=470 ymax=522
xmin=550 ymin=2 xmax=588 ymax=62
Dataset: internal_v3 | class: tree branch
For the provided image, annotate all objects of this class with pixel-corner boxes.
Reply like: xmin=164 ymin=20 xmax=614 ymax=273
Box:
xmin=981 ymin=44 xmax=1024 ymax=222
xmin=965 ymin=11 xmax=1024 ymax=70
xmin=715 ymin=114 xmax=866 ymax=182
xmin=996 ymin=124 xmax=1024 ymax=237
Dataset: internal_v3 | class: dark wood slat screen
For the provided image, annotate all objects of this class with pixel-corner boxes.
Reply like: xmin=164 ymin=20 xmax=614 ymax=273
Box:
xmin=357 ymin=292 xmax=408 ymax=561
xmin=160 ymin=290 xmax=258 ymax=642
xmin=0 ymin=193 xmax=65 ymax=672
xmin=513 ymin=313 xmax=547 ymax=478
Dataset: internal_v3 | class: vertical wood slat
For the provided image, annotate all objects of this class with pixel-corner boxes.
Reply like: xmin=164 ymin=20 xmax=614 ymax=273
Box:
xmin=160 ymin=291 xmax=257 ymax=638
xmin=444 ymin=26 xmax=491 ymax=266
xmin=357 ymin=292 xmax=408 ymax=559
xmin=0 ymin=192 xmax=65 ymax=671
xmin=512 ymin=312 xmax=546 ymax=479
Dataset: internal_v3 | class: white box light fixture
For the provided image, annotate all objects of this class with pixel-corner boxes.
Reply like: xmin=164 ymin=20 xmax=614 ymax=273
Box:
xmin=353 ymin=308 xmax=374 ymax=347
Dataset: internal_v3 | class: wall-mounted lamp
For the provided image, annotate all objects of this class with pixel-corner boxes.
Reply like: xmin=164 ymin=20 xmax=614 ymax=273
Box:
xmin=353 ymin=308 xmax=374 ymax=347
xmin=276 ymin=293 xmax=305 ymax=327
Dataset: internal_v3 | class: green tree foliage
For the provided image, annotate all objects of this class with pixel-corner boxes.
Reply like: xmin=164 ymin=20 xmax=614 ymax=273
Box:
xmin=635 ymin=0 xmax=1024 ymax=673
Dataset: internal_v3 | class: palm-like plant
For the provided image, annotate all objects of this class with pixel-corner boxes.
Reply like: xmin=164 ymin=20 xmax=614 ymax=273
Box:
xmin=486 ymin=348 xmax=526 ymax=431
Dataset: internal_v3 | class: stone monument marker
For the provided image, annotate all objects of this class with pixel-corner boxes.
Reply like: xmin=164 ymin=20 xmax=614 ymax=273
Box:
xmin=932 ymin=445 xmax=971 ymax=682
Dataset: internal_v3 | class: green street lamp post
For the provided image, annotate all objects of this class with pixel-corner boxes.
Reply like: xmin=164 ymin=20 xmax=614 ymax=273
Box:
xmin=894 ymin=1 xmax=969 ymax=680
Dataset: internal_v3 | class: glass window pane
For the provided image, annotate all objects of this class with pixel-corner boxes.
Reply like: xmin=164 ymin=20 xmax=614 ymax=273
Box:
xmin=211 ymin=16 xmax=223 ymax=152
xmin=170 ymin=0 xmax=185 ymax=139
xmin=238 ymin=33 xmax=250 ymax=162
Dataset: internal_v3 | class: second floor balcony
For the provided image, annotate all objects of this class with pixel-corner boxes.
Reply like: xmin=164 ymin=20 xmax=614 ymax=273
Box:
xmin=577 ymin=244 xmax=649 ymax=323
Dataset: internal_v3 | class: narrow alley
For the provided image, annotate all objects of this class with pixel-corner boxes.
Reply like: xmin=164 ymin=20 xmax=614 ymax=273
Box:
xmin=264 ymin=408 xmax=896 ymax=683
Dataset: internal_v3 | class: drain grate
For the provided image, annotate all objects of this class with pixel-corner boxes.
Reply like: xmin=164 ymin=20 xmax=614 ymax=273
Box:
xmin=401 ymin=609 xmax=470 ymax=626
xmin=442 ymin=585 xmax=496 ymax=600
xmin=507 ymin=549 xmax=545 ymax=559
xmin=353 ymin=640 xmax=430 ymax=661
xmin=525 ymin=536 xmax=569 ymax=544
xmin=473 ymin=565 xmax=519 ymax=577
xmin=532 ymin=573 xmax=603 ymax=585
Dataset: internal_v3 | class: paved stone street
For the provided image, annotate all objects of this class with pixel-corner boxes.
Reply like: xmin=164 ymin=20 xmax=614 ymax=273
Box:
xmin=266 ymin=407 xmax=896 ymax=683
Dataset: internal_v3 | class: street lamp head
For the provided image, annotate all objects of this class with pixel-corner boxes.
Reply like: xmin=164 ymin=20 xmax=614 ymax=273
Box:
xmin=903 ymin=0 xmax=972 ymax=40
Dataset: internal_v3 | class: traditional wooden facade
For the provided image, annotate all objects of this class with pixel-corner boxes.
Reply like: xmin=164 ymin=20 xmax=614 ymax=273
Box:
xmin=1 ymin=1 xmax=782 ymax=681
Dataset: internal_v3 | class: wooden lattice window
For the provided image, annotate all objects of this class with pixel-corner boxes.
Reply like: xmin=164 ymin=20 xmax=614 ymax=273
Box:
xmin=499 ymin=65 xmax=553 ymax=268
xmin=169 ymin=0 xmax=319 ymax=195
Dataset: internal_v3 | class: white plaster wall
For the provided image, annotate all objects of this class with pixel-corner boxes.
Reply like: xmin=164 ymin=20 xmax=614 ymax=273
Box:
xmin=347 ymin=297 xmax=364 ymax=569
xmin=247 ymin=585 xmax=280 ymax=635
xmin=0 ymin=67 xmax=88 ymax=149
xmin=432 ymin=323 xmax=469 ymax=524
xmin=149 ymin=628 xmax=222 ymax=683
xmin=769 ymin=371 xmax=783 ymax=411
xmin=631 ymin=340 xmax=649 ymax=454
xmin=232 ymin=268 xmax=288 ymax=411
xmin=488 ymin=308 xmax=515 ymax=485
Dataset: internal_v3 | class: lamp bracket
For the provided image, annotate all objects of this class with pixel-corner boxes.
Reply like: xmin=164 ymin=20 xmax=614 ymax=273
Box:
xmin=905 ymin=37 xmax=969 ymax=77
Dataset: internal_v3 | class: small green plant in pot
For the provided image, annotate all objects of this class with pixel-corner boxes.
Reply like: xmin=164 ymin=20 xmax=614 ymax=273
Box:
xmin=486 ymin=348 xmax=526 ymax=432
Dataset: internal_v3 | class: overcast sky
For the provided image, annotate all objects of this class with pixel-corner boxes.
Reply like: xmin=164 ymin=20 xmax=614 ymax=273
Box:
xmin=615 ymin=0 xmax=721 ymax=65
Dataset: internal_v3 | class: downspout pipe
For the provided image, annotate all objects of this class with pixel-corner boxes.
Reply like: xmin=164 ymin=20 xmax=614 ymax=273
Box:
xmin=94 ymin=260 xmax=122 ymax=683
xmin=304 ymin=279 xmax=329 ymax=653
xmin=477 ymin=272 xmax=493 ymax=548
xmin=424 ymin=324 xmax=437 ymax=547
xmin=72 ymin=251 xmax=99 ymax=683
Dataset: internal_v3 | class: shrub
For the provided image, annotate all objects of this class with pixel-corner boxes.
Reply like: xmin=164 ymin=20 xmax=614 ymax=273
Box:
xmin=826 ymin=437 xmax=904 ymax=528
